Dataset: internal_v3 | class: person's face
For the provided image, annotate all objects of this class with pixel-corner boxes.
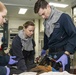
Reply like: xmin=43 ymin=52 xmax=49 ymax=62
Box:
xmin=23 ymin=25 xmax=35 ymax=38
xmin=38 ymin=5 xmax=51 ymax=19
xmin=0 ymin=9 xmax=7 ymax=26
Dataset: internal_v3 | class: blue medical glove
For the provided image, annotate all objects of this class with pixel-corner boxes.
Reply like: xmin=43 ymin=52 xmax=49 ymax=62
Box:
xmin=6 ymin=67 xmax=10 ymax=75
xmin=52 ymin=67 xmax=59 ymax=72
xmin=56 ymin=54 xmax=68 ymax=71
xmin=41 ymin=49 xmax=46 ymax=56
xmin=8 ymin=56 xmax=18 ymax=65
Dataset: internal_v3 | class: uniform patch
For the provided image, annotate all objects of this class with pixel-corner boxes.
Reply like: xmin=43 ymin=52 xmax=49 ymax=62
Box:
xmin=54 ymin=23 xmax=60 ymax=28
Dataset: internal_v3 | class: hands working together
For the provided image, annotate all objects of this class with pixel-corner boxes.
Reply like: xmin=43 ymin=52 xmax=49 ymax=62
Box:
xmin=41 ymin=49 xmax=68 ymax=71
xmin=8 ymin=56 xmax=18 ymax=65
xmin=41 ymin=49 xmax=46 ymax=56
xmin=56 ymin=54 xmax=68 ymax=71
xmin=6 ymin=56 xmax=18 ymax=75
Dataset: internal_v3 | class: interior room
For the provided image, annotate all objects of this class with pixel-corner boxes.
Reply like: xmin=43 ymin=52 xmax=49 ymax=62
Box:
xmin=0 ymin=0 xmax=76 ymax=75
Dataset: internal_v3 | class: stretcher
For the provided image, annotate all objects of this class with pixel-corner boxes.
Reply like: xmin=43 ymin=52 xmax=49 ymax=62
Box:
xmin=13 ymin=71 xmax=74 ymax=75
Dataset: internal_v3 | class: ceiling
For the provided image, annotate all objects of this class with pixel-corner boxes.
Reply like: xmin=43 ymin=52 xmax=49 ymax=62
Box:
xmin=0 ymin=0 xmax=76 ymax=20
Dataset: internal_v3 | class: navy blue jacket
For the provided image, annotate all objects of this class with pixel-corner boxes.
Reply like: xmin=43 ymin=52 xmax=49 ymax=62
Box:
xmin=43 ymin=13 xmax=76 ymax=54
xmin=10 ymin=35 xmax=35 ymax=71
xmin=0 ymin=55 xmax=9 ymax=66
xmin=0 ymin=55 xmax=9 ymax=75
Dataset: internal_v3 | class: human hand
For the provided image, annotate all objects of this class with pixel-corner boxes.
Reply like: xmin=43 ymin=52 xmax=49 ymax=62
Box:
xmin=56 ymin=54 xmax=68 ymax=71
xmin=41 ymin=49 xmax=46 ymax=56
xmin=8 ymin=56 xmax=18 ymax=65
xmin=6 ymin=67 xmax=10 ymax=75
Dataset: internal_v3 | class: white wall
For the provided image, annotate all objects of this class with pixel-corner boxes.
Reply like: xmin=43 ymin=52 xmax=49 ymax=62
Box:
xmin=8 ymin=18 xmax=33 ymax=29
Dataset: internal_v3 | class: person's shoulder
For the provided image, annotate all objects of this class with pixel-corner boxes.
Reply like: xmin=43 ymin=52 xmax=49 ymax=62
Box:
xmin=13 ymin=35 xmax=21 ymax=42
xmin=61 ymin=13 xmax=71 ymax=18
xmin=59 ymin=13 xmax=71 ymax=22
xmin=12 ymin=35 xmax=22 ymax=46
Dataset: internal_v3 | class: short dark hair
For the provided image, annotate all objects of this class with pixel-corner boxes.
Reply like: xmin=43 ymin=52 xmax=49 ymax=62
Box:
xmin=34 ymin=0 xmax=48 ymax=13
xmin=23 ymin=21 xmax=35 ymax=28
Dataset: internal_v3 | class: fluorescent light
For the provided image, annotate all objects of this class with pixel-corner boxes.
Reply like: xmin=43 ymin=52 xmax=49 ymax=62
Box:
xmin=73 ymin=8 xmax=76 ymax=15
xmin=49 ymin=2 xmax=68 ymax=8
xmin=18 ymin=8 xmax=27 ymax=14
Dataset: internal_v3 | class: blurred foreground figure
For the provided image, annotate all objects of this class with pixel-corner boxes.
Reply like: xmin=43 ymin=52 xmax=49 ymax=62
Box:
xmin=0 ymin=1 xmax=18 ymax=75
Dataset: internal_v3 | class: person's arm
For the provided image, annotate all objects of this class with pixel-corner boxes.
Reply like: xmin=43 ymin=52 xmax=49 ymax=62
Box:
xmin=0 ymin=55 xmax=9 ymax=66
xmin=42 ymin=32 xmax=48 ymax=50
xmin=62 ymin=13 xmax=76 ymax=55
xmin=41 ymin=33 xmax=49 ymax=56
xmin=10 ymin=35 xmax=27 ymax=71
xmin=0 ymin=55 xmax=18 ymax=66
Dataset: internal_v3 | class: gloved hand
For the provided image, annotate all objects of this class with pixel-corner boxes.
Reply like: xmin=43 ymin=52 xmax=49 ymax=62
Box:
xmin=56 ymin=54 xmax=68 ymax=71
xmin=6 ymin=67 xmax=10 ymax=75
xmin=8 ymin=56 xmax=18 ymax=65
xmin=52 ymin=67 xmax=59 ymax=72
xmin=41 ymin=49 xmax=46 ymax=56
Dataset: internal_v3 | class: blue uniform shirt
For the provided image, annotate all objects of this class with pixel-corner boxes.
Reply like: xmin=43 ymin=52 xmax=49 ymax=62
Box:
xmin=43 ymin=13 xmax=76 ymax=54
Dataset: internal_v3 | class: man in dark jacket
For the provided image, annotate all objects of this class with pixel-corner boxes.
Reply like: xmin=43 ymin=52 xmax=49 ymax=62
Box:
xmin=0 ymin=1 xmax=18 ymax=75
xmin=34 ymin=0 xmax=76 ymax=72
xmin=10 ymin=21 xmax=36 ymax=72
